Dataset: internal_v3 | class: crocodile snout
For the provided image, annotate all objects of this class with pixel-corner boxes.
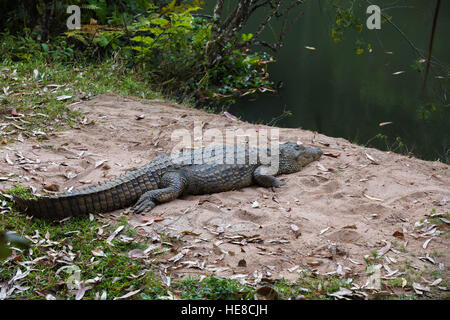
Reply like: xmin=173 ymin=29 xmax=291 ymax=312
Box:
xmin=295 ymin=147 xmax=323 ymax=166
xmin=311 ymin=147 xmax=323 ymax=160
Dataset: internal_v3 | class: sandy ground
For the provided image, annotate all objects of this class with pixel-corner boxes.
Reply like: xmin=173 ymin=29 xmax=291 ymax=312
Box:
xmin=1 ymin=93 xmax=449 ymax=296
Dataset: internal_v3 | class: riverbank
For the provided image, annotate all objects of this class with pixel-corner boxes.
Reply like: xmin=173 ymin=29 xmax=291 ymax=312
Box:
xmin=1 ymin=93 xmax=448 ymax=299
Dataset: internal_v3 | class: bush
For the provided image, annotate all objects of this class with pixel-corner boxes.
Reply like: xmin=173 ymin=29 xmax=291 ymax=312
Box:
xmin=2 ymin=1 xmax=304 ymax=108
xmin=61 ymin=1 xmax=275 ymax=106
xmin=127 ymin=3 xmax=274 ymax=104
xmin=0 ymin=32 xmax=75 ymax=63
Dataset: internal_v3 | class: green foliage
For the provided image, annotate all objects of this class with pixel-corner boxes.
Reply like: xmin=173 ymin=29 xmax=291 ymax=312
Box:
xmin=329 ymin=1 xmax=371 ymax=55
xmin=5 ymin=1 xmax=275 ymax=106
xmin=5 ymin=185 xmax=34 ymax=200
xmin=0 ymin=32 xmax=75 ymax=63
xmin=332 ymin=6 xmax=363 ymax=40
xmin=0 ymin=0 xmax=163 ymax=38
xmin=416 ymin=103 xmax=437 ymax=120
xmin=0 ymin=1 xmax=277 ymax=108
xmin=127 ymin=2 xmax=273 ymax=105
xmin=241 ymin=33 xmax=254 ymax=42
xmin=178 ymin=275 xmax=252 ymax=299
xmin=364 ymin=133 xmax=409 ymax=155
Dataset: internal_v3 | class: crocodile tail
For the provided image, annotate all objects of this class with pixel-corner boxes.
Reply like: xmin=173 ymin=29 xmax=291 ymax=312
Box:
xmin=13 ymin=186 xmax=137 ymax=219
xmin=13 ymin=193 xmax=97 ymax=219
xmin=13 ymin=169 xmax=156 ymax=219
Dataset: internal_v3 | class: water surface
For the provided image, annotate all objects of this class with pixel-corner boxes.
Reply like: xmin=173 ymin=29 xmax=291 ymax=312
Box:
xmin=217 ymin=1 xmax=449 ymax=162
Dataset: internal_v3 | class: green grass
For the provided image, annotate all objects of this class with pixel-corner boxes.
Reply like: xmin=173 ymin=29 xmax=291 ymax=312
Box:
xmin=0 ymin=57 xmax=163 ymax=143
xmin=176 ymin=276 xmax=253 ymax=300
xmin=0 ymin=201 xmax=357 ymax=300
xmin=428 ymin=210 xmax=450 ymax=226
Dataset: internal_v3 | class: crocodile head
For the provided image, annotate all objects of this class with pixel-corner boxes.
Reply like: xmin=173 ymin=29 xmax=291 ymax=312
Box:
xmin=278 ymin=141 xmax=323 ymax=174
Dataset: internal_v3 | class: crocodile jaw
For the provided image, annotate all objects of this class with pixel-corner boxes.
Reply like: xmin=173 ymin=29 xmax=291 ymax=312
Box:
xmin=296 ymin=147 xmax=323 ymax=166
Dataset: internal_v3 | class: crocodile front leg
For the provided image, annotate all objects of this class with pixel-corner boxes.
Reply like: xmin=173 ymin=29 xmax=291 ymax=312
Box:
xmin=132 ymin=171 xmax=186 ymax=214
xmin=253 ymin=165 xmax=286 ymax=188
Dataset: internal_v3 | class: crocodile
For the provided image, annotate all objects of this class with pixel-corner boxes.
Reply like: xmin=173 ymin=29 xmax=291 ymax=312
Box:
xmin=13 ymin=142 xmax=323 ymax=219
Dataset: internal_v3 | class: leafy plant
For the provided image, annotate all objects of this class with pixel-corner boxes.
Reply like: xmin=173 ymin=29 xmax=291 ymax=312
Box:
xmin=329 ymin=1 xmax=368 ymax=55
xmin=1 ymin=1 xmax=304 ymax=108
xmin=0 ymin=32 xmax=75 ymax=63
xmin=125 ymin=1 xmax=275 ymax=105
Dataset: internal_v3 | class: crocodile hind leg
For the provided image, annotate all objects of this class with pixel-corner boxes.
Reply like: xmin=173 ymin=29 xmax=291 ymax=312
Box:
xmin=253 ymin=165 xmax=286 ymax=188
xmin=132 ymin=171 xmax=187 ymax=214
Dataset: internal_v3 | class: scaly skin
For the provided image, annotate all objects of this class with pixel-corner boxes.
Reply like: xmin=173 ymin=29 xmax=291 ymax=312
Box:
xmin=13 ymin=142 xmax=323 ymax=219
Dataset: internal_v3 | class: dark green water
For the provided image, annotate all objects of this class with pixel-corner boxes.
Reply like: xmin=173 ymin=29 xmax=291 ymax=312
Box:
xmin=213 ymin=1 xmax=450 ymax=162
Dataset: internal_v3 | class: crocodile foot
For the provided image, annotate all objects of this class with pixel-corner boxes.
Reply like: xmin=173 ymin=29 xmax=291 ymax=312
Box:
xmin=132 ymin=198 xmax=156 ymax=214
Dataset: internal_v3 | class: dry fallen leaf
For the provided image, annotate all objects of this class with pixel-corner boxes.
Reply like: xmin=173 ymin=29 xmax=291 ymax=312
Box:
xmin=238 ymin=259 xmax=247 ymax=267
xmin=16 ymin=133 xmax=24 ymax=143
xmin=128 ymin=249 xmax=146 ymax=259
xmin=113 ymin=289 xmax=141 ymax=300
xmin=106 ymin=225 xmax=124 ymax=243
xmin=43 ymin=183 xmax=60 ymax=192
xmin=392 ymin=231 xmax=404 ymax=239
xmin=412 ymin=283 xmax=430 ymax=294
xmin=363 ymin=193 xmax=383 ymax=201
xmin=223 ymin=111 xmax=237 ymax=121
xmin=168 ymin=252 xmax=184 ymax=263
xmin=401 ymin=278 xmax=407 ymax=288
xmin=91 ymin=249 xmax=105 ymax=257
xmin=328 ymin=287 xmax=353 ymax=299
xmin=377 ymin=241 xmax=391 ymax=256
xmin=64 ymin=171 xmax=77 ymax=180
xmin=56 ymin=95 xmax=72 ymax=101
xmin=212 ymin=243 xmax=224 ymax=255
xmin=430 ymin=278 xmax=442 ymax=286
xmin=143 ymin=245 xmax=159 ymax=254
xmin=324 ymin=152 xmax=340 ymax=158
xmin=251 ymin=201 xmax=260 ymax=208
xmin=348 ymin=258 xmax=362 ymax=265
xmin=181 ymin=230 xmax=200 ymax=236
xmin=256 ymin=286 xmax=278 ymax=300
xmin=140 ymin=216 xmax=164 ymax=223
xmin=306 ymin=259 xmax=322 ymax=267
xmin=365 ymin=153 xmax=379 ymax=165
xmin=95 ymin=160 xmax=106 ymax=168
xmin=75 ymin=283 xmax=92 ymax=300
xmin=422 ymin=238 xmax=432 ymax=249
xmin=5 ymin=153 xmax=14 ymax=165
xmin=288 ymin=265 xmax=299 ymax=272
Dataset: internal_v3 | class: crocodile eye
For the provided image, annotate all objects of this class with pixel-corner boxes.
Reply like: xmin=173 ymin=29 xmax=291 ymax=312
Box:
xmin=295 ymin=145 xmax=301 ymax=150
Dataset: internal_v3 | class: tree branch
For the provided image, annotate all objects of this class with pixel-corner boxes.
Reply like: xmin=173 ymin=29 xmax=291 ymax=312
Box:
xmin=422 ymin=0 xmax=441 ymax=94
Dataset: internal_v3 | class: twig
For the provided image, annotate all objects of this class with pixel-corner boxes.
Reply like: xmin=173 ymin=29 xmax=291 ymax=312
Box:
xmin=422 ymin=0 xmax=441 ymax=94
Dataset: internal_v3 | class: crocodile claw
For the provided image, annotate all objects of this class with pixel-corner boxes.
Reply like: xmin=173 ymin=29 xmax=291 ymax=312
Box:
xmin=274 ymin=180 xmax=287 ymax=188
xmin=132 ymin=199 xmax=156 ymax=214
